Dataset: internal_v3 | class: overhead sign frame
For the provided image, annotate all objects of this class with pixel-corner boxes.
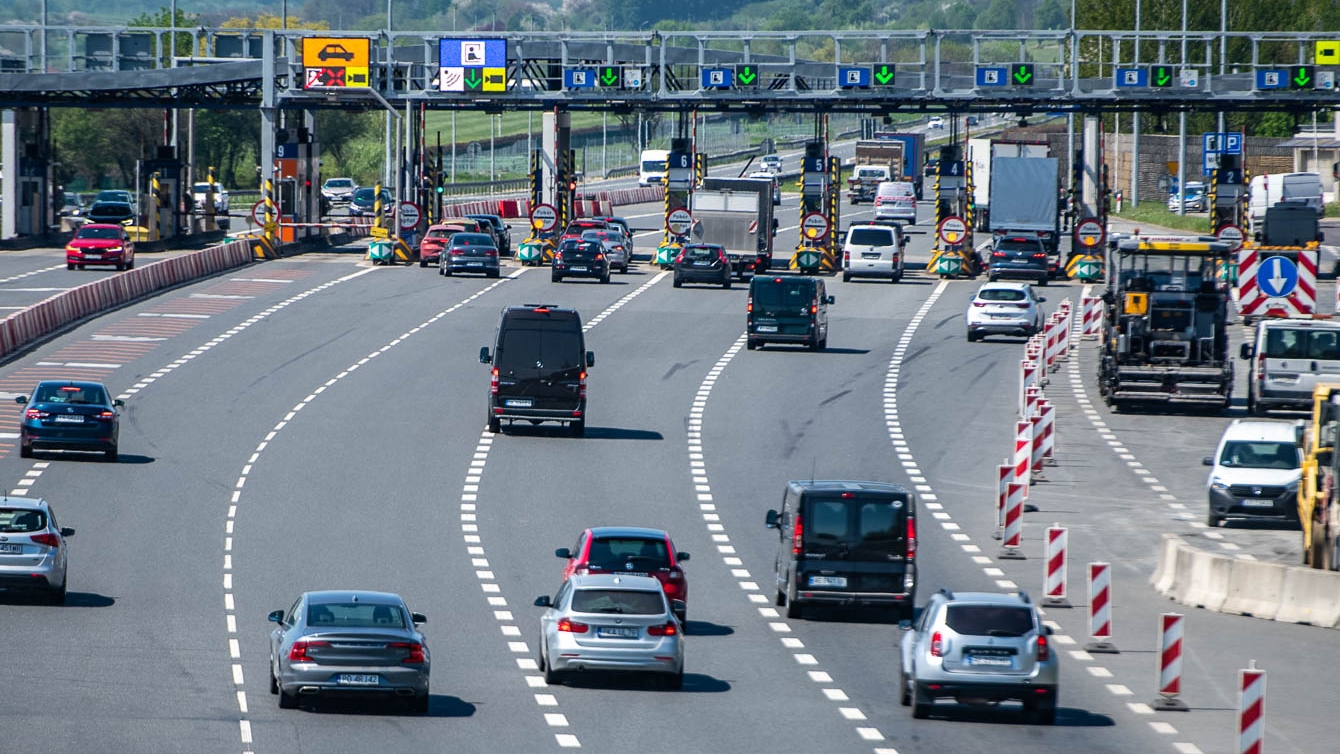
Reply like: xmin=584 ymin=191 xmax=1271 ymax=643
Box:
xmin=439 ymin=38 xmax=508 ymax=93
xmin=301 ymin=37 xmax=371 ymax=90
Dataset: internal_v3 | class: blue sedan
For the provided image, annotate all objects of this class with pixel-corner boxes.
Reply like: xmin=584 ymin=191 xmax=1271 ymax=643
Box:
xmin=16 ymin=381 xmax=123 ymax=461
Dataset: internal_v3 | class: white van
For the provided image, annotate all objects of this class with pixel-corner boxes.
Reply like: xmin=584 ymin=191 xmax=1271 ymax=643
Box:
xmin=638 ymin=149 xmax=669 ymax=186
xmin=1249 ymin=172 xmax=1324 ymax=232
xmin=841 ymin=223 xmax=907 ymax=283
xmin=1240 ymin=318 xmax=1340 ymax=414
xmin=872 ymin=181 xmax=917 ymax=225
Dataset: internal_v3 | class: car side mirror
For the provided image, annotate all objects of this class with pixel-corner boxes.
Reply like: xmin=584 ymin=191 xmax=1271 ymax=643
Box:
xmin=113 ymin=399 xmax=124 ymax=407
xmin=586 ymin=351 xmax=596 ymax=368
xmin=479 ymin=347 xmax=492 ymax=364
xmin=1202 ymin=456 xmax=1215 ymax=466
xmin=671 ymin=599 xmax=687 ymax=616
xmin=898 ymin=618 xmax=913 ymax=630
xmin=14 ymin=396 xmax=26 ymax=404
xmin=1044 ymin=625 xmax=1054 ymax=635
xmin=534 ymin=595 xmax=553 ymax=608
xmin=825 ymin=295 xmax=835 ymax=305
xmin=1037 ymin=296 xmax=1046 ymax=303
xmin=60 ymin=527 xmax=75 ymax=537
xmin=1240 ymin=342 xmax=1253 ymax=360
xmin=411 ymin=612 xmax=427 ymax=625
xmin=268 ymin=610 xmax=285 ymax=624
xmin=765 ymin=509 xmax=780 ymax=529
xmin=676 ymin=552 xmax=690 ymax=562
xmin=555 ymin=547 xmax=572 ymax=559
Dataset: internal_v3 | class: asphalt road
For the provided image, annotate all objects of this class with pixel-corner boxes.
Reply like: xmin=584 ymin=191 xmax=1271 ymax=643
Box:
xmin=0 ymin=195 xmax=1333 ymax=754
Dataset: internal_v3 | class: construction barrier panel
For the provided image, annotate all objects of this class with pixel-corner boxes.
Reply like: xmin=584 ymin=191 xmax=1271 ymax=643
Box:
xmin=1238 ymin=666 xmax=1266 ymax=754
xmin=996 ymin=463 xmax=1011 ymax=528
xmin=1013 ymin=420 xmax=1033 ymax=499
xmin=1082 ymin=295 xmax=1104 ymax=339
xmin=1086 ymin=561 xmax=1118 ymax=652
xmin=1043 ymin=525 xmax=1070 ymax=606
xmin=1154 ymin=613 xmax=1188 ymax=710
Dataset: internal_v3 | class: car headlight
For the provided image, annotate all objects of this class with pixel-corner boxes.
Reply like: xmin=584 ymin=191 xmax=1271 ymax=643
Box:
xmin=1287 ymin=479 xmax=1300 ymax=492
xmin=1210 ymin=479 xmax=1229 ymax=491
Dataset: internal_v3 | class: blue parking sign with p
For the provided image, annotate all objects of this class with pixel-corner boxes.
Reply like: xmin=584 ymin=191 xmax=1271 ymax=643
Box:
xmin=1224 ymin=133 xmax=1242 ymax=155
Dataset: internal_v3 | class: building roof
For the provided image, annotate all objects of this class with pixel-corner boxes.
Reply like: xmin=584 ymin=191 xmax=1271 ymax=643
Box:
xmin=1276 ymin=136 xmax=1340 ymax=149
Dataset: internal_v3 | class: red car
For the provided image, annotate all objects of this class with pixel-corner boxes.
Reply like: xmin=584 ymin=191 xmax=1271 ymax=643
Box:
xmin=555 ymin=526 xmax=690 ymax=624
xmin=558 ymin=219 xmax=609 ymax=246
xmin=418 ymin=223 xmax=467 ymax=267
xmin=66 ymin=223 xmax=135 ymax=271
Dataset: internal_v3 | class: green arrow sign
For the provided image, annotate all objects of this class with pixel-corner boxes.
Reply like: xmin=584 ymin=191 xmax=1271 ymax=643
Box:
xmin=1292 ymin=66 xmax=1314 ymax=89
xmin=874 ymin=64 xmax=894 ymax=86
xmin=1011 ymin=63 xmax=1034 ymax=85
xmin=463 ymin=68 xmax=482 ymax=90
xmin=1150 ymin=66 xmax=1172 ymax=87
xmin=1078 ymin=260 xmax=1099 ymax=278
xmin=735 ymin=65 xmax=757 ymax=86
xmin=600 ymin=66 xmax=619 ymax=86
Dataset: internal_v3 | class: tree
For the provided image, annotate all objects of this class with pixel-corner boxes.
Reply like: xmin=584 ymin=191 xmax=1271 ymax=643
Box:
xmin=1034 ymin=0 xmax=1067 ymax=29
xmin=975 ymin=0 xmax=1016 ymax=29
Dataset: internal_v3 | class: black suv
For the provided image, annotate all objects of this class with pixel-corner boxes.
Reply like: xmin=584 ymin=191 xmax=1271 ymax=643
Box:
xmin=746 ymin=276 xmax=834 ymax=351
xmin=765 ymin=480 xmax=918 ymax=619
xmin=480 ymin=306 xmax=594 ymax=437
xmin=466 ymin=213 xmax=512 ymax=256
xmin=988 ymin=234 xmax=1050 ymax=287
xmin=552 ymin=239 xmax=610 ymax=284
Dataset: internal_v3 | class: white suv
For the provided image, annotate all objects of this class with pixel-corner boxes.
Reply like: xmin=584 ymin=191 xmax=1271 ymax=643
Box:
xmin=842 ymin=224 xmax=906 ymax=283
xmin=1203 ymin=419 xmax=1302 ymax=527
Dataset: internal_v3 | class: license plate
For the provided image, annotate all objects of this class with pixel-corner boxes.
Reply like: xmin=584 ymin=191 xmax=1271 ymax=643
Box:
xmin=53 ymin=415 xmax=84 ymax=423
xmin=84 ymin=254 xmax=102 ymax=259
xmin=504 ymin=398 xmax=533 ymax=408
xmin=468 ymin=261 xmax=483 ymax=267
xmin=989 ymin=314 xmax=1014 ymax=319
xmin=757 ymin=325 xmax=778 ymax=333
xmin=1242 ymin=499 xmax=1275 ymax=508
xmin=0 ymin=543 xmax=21 ymax=554
xmin=808 ymin=575 xmax=848 ymax=588
xmin=861 ymin=253 xmax=881 ymax=259
xmin=694 ymin=261 xmax=712 ymax=266
xmin=335 ymin=674 xmax=381 ymax=686
xmin=597 ymin=626 xmax=639 ymax=638
xmin=570 ymin=266 xmax=587 ymax=272
xmin=967 ymin=656 xmax=1013 ymax=667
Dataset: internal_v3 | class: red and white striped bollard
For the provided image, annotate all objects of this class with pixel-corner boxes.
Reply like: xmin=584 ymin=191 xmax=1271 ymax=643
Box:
xmin=1030 ymin=413 xmax=1046 ymax=478
xmin=1000 ymin=482 xmax=1026 ymax=559
xmin=1085 ymin=561 xmax=1118 ymax=653
xmin=1238 ymin=662 xmax=1266 ymax=754
xmin=996 ymin=463 xmax=1011 ymax=530
xmin=1039 ymin=401 xmax=1056 ymax=465
xmin=1042 ymin=525 xmax=1070 ymax=607
xmin=1153 ymin=612 xmax=1189 ymax=710
xmin=1013 ymin=420 xmax=1033 ymax=499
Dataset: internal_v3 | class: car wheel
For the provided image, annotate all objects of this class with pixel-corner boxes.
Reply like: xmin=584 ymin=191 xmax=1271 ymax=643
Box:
xmin=443 ymin=267 xmax=453 ymax=277
xmin=785 ymin=581 xmax=802 ymax=619
xmin=126 ymin=259 xmax=134 ymax=270
xmin=662 ymin=671 xmax=684 ymax=690
xmin=20 ymin=442 xmax=32 ymax=459
xmin=747 ymin=339 xmax=758 ymax=351
xmin=1025 ymin=695 xmax=1057 ymax=725
xmin=278 ymin=683 xmax=299 ymax=709
xmin=542 ymin=651 xmax=564 ymax=686
xmin=842 ymin=271 xmax=851 ymax=282
xmin=899 ymin=669 xmax=912 ymax=707
xmin=487 ymin=415 xmax=501 ymax=434
xmin=48 ymin=580 xmax=66 ymax=605
xmin=1207 ymin=511 xmax=1223 ymax=527
xmin=105 ymin=444 xmax=118 ymax=463
xmin=723 ymin=278 xmax=732 ymax=290
xmin=78 ymin=264 xmax=85 ymax=270
xmin=487 ymin=269 xmax=500 ymax=279
xmin=673 ymin=276 xmax=682 ymax=288
xmin=967 ymin=331 xmax=979 ymax=342
xmin=551 ymin=273 xmax=561 ymax=283
xmin=988 ymin=274 xmax=998 ymax=283
xmin=911 ymin=685 xmax=932 ymax=719
xmin=67 ymin=263 xmax=75 ymax=270
xmin=674 ymin=607 xmax=687 ymax=626
xmin=570 ymin=420 xmax=585 ymax=438
xmin=419 ymin=259 xmax=428 ymax=268
xmin=407 ymin=693 xmax=430 ymax=714
xmin=269 ymin=665 xmax=279 ymax=695
xmin=1037 ymin=276 xmax=1049 ymax=287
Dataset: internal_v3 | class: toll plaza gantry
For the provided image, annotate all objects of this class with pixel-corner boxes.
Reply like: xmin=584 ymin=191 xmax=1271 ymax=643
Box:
xmin=4 ymin=27 xmax=1340 ymax=248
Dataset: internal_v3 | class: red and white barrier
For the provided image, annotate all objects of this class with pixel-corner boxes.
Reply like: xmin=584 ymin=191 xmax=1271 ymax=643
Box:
xmin=1025 ymin=385 xmax=1041 ymax=419
xmin=1030 ymin=413 xmax=1046 ymax=475
xmin=1019 ymin=359 xmax=1039 ymax=416
xmin=1013 ymin=420 xmax=1033 ymax=498
xmin=1086 ymin=561 xmax=1118 ymax=652
xmin=1055 ymin=306 xmax=1071 ymax=359
xmin=1001 ymin=482 xmax=1026 ymax=557
xmin=1082 ymin=295 xmax=1103 ymax=339
xmin=997 ymin=463 xmax=1012 ymax=528
xmin=1238 ymin=665 xmax=1266 ymax=754
xmin=1154 ymin=612 xmax=1189 ymax=710
xmin=1043 ymin=525 xmax=1070 ymax=606
xmin=1039 ymin=401 xmax=1056 ymax=464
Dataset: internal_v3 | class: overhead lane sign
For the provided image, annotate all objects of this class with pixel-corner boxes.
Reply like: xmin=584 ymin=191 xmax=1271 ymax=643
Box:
xmin=702 ymin=68 xmax=733 ymax=89
xmin=1116 ymin=68 xmax=1148 ymax=87
xmin=302 ymin=37 xmax=371 ymax=90
xmin=839 ymin=67 xmax=870 ymax=89
xmin=1149 ymin=65 xmax=1173 ymax=88
xmin=440 ymin=39 xmax=508 ymax=93
xmin=734 ymin=64 xmax=759 ymax=88
xmin=564 ymin=68 xmax=595 ymax=90
xmin=1011 ymin=63 xmax=1034 ymax=86
xmin=976 ymin=67 xmax=1007 ymax=87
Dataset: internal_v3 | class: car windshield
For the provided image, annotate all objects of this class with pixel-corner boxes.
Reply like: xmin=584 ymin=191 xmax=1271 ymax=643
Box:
xmin=944 ymin=605 xmax=1035 ymax=637
xmin=977 ymin=288 xmax=1027 ymax=302
xmin=1265 ymin=328 xmax=1340 ymax=360
xmin=76 ymin=227 xmax=121 ymax=240
xmin=306 ymin=602 xmax=405 ymax=628
xmin=325 ymin=179 xmax=354 ymax=188
xmin=570 ymin=589 xmax=665 ymax=615
xmin=1218 ymin=440 xmax=1299 ymax=470
xmin=0 ymin=508 xmax=46 ymax=532
xmin=95 ymin=191 xmax=128 ymax=202
xmin=192 ymin=183 xmax=221 ymax=193
xmin=582 ymin=230 xmax=615 ymax=242
xmin=587 ymin=537 xmax=671 ymax=569
xmin=996 ymin=240 xmax=1042 ymax=253
xmin=34 ymin=384 xmax=108 ymax=404
xmin=425 ymin=228 xmax=457 ymax=240
xmin=352 ymin=188 xmax=380 ymax=201
xmin=494 ymin=322 xmax=583 ymax=376
xmin=641 ymin=160 xmax=665 ymax=172
xmin=847 ymin=228 xmax=894 ymax=246
xmin=857 ymin=168 xmax=886 ymax=179
xmin=451 ymin=233 xmax=493 ymax=246
xmin=751 ymin=280 xmax=814 ymax=310
xmin=805 ymin=498 xmax=905 ymax=544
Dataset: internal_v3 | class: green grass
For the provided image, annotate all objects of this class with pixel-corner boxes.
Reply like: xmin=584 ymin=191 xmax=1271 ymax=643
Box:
xmin=1109 ymin=202 xmax=1218 ymax=234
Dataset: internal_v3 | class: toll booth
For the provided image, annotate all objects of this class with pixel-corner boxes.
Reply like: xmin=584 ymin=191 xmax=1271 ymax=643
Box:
xmin=791 ymin=139 xmax=840 ymax=274
xmin=275 ymin=130 xmax=319 ymax=243
xmin=1 ymin=108 xmax=54 ymax=238
xmin=142 ymin=146 xmax=184 ymax=240
xmin=656 ymin=137 xmax=695 ymax=267
xmin=928 ymin=144 xmax=976 ymax=277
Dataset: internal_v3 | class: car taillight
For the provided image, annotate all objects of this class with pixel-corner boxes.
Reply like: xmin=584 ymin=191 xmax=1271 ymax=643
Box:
xmin=30 ymin=532 xmax=60 ymax=547
xmin=1257 ymin=354 xmax=1265 ymax=381
xmin=1036 ymin=634 xmax=1050 ymax=661
xmin=1032 ymin=252 xmax=1047 ymax=259
xmin=810 ymin=301 xmax=818 ymax=315
xmin=389 ymin=641 xmax=426 ymax=663
xmin=451 ymin=249 xmax=463 ymax=255
xmin=490 ymin=367 xmax=499 ymax=396
xmin=288 ymin=640 xmax=329 ymax=662
xmin=720 ymin=253 xmax=729 ymax=264
xmin=1014 ymin=303 xmax=1031 ymax=308
xmin=675 ymin=251 xmax=685 ymax=264
xmin=596 ymin=253 xmax=605 ymax=260
xmin=792 ymin=514 xmax=803 ymax=555
xmin=557 ymin=618 xmax=589 ymax=633
xmin=486 ymin=250 xmax=497 ymax=257
xmin=992 ymin=251 xmax=1006 ymax=258
xmin=25 ymin=409 xmax=48 ymax=419
xmin=747 ymin=297 xmax=753 ymax=313
xmin=95 ymin=411 xmax=116 ymax=422
xmin=874 ymin=197 xmax=884 ymax=206
xmin=554 ymin=251 xmax=563 ymax=262
xmin=843 ymin=250 xmax=850 ymax=263
xmin=648 ymin=621 xmax=678 ymax=636
xmin=662 ymin=580 xmax=681 ymax=597
xmin=972 ymin=301 xmax=986 ymax=307
xmin=906 ymin=517 xmax=916 ymax=559
xmin=579 ymin=371 xmax=587 ymax=400
xmin=930 ymin=631 xmax=944 ymax=657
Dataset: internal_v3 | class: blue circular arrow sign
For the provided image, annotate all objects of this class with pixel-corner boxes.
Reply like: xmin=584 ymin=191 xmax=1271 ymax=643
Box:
xmin=1256 ymin=255 xmax=1298 ymax=298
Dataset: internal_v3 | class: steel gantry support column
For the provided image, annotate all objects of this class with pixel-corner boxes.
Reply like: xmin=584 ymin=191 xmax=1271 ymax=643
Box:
xmin=259 ymin=31 xmax=277 ymax=248
xmin=1081 ymin=116 xmax=1101 ymax=221
xmin=1 ymin=110 xmax=16 ymax=239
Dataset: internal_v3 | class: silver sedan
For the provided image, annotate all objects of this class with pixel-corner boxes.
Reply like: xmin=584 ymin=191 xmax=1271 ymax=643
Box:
xmin=268 ymin=590 xmax=430 ymax=712
xmin=534 ymin=574 xmax=685 ymax=689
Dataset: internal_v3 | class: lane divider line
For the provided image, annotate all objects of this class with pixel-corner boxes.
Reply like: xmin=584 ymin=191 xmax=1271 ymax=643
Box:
xmin=455 ymin=270 xmax=668 ymax=751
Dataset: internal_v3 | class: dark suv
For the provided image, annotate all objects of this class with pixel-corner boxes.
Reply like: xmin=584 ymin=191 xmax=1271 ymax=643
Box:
xmin=988 ymin=234 xmax=1050 ymax=286
xmin=552 ymin=239 xmax=610 ymax=284
xmin=480 ymin=306 xmax=594 ymax=437
xmin=746 ymin=276 xmax=834 ymax=351
xmin=466 ymin=213 xmax=512 ymax=256
xmin=765 ymin=480 xmax=917 ymax=619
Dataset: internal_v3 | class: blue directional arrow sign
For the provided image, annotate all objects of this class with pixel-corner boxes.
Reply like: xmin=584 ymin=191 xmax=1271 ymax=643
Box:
xmin=975 ymin=67 xmax=1008 ymax=87
xmin=1115 ymin=68 xmax=1148 ymax=87
xmin=838 ymin=66 xmax=871 ymax=89
xmin=564 ymin=68 xmax=596 ymax=89
xmin=701 ymin=68 xmax=733 ymax=89
xmin=1256 ymin=70 xmax=1288 ymax=90
xmin=1256 ymin=255 xmax=1299 ymax=299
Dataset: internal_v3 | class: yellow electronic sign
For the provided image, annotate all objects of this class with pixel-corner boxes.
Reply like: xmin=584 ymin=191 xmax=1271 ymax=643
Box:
xmin=302 ymin=38 xmax=371 ymax=89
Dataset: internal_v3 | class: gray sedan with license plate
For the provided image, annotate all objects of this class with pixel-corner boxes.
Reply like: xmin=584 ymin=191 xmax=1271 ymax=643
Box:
xmin=268 ymin=590 xmax=431 ymax=712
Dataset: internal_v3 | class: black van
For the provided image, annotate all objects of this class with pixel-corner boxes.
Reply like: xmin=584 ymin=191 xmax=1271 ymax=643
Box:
xmin=480 ymin=305 xmax=594 ymax=437
xmin=765 ymin=480 xmax=917 ymax=619
xmin=746 ymin=276 xmax=834 ymax=351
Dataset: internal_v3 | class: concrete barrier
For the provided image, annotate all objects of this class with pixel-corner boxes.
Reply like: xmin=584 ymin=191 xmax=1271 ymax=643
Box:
xmin=1153 ymin=535 xmax=1340 ymax=628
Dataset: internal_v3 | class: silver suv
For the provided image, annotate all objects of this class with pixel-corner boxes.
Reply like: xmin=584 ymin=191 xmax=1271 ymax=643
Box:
xmin=0 ymin=498 xmax=75 ymax=604
xmin=899 ymin=589 xmax=1058 ymax=723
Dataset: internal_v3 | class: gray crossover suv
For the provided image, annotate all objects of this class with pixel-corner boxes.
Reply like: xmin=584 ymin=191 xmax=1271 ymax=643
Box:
xmin=899 ymin=589 xmax=1059 ymax=723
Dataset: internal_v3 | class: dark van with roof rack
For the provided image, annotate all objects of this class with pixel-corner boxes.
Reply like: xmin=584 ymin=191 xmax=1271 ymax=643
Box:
xmin=481 ymin=305 xmax=594 ymax=437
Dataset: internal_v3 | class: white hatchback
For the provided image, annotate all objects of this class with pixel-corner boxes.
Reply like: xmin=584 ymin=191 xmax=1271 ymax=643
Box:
xmin=965 ymin=282 xmax=1045 ymax=342
xmin=842 ymin=224 xmax=906 ymax=283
